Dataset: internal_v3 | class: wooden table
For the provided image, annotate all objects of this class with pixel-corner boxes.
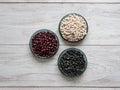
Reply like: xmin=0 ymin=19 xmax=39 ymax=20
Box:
xmin=0 ymin=0 xmax=120 ymax=90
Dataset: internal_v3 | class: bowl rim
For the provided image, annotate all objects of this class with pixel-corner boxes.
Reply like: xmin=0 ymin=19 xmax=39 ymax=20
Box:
xmin=58 ymin=48 xmax=87 ymax=77
xmin=58 ymin=13 xmax=88 ymax=43
xmin=29 ymin=29 xmax=59 ymax=59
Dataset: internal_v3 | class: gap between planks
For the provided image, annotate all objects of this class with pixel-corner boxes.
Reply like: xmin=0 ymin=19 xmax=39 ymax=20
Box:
xmin=0 ymin=0 xmax=120 ymax=4
xmin=0 ymin=86 xmax=120 ymax=88
xmin=0 ymin=87 xmax=119 ymax=90
xmin=0 ymin=2 xmax=120 ymax=4
xmin=0 ymin=44 xmax=120 ymax=46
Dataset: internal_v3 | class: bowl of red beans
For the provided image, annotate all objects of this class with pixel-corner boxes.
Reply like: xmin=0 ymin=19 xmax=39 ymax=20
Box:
xmin=29 ymin=29 xmax=59 ymax=58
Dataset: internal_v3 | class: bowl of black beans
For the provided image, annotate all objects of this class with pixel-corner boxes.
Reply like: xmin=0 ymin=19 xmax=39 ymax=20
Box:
xmin=58 ymin=48 xmax=87 ymax=77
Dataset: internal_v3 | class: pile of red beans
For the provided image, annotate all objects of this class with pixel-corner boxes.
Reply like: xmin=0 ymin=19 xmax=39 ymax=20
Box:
xmin=31 ymin=31 xmax=59 ymax=58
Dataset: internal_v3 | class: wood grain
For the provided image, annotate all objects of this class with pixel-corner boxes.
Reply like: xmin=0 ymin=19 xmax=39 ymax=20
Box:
xmin=0 ymin=0 xmax=120 ymax=89
xmin=0 ymin=45 xmax=120 ymax=86
xmin=0 ymin=88 xmax=117 ymax=90
xmin=0 ymin=0 xmax=119 ymax=3
xmin=0 ymin=3 xmax=120 ymax=45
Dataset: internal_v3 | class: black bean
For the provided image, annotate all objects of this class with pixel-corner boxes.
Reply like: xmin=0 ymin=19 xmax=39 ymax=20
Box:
xmin=58 ymin=48 xmax=87 ymax=77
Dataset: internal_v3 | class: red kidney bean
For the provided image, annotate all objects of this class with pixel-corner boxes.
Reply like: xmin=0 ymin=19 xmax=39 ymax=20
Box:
xmin=31 ymin=31 xmax=58 ymax=57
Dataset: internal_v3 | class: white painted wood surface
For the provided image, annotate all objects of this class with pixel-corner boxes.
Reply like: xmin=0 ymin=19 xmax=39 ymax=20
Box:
xmin=0 ymin=88 xmax=118 ymax=90
xmin=0 ymin=0 xmax=120 ymax=3
xmin=0 ymin=4 xmax=120 ymax=45
xmin=0 ymin=0 xmax=120 ymax=90
xmin=0 ymin=45 xmax=120 ymax=86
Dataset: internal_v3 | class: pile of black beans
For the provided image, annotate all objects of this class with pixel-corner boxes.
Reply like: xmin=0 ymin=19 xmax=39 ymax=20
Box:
xmin=58 ymin=48 xmax=87 ymax=77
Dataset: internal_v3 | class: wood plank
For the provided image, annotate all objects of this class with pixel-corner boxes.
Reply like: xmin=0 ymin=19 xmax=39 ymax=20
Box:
xmin=115 ymin=88 xmax=120 ymax=90
xmin=0 ymin=45 xmax=120 ymax=86
xmin=0 ymin=88 xmax=116 ymax=90
xmin=0 ymin=0 xmax=119 ymax=3
xmin=0 ymin=4 xmax=120 ymax=45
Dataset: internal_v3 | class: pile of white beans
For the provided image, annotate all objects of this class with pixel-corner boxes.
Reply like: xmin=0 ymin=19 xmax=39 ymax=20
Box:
xmin=60 ymin=14 xmax=87 ymax=42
